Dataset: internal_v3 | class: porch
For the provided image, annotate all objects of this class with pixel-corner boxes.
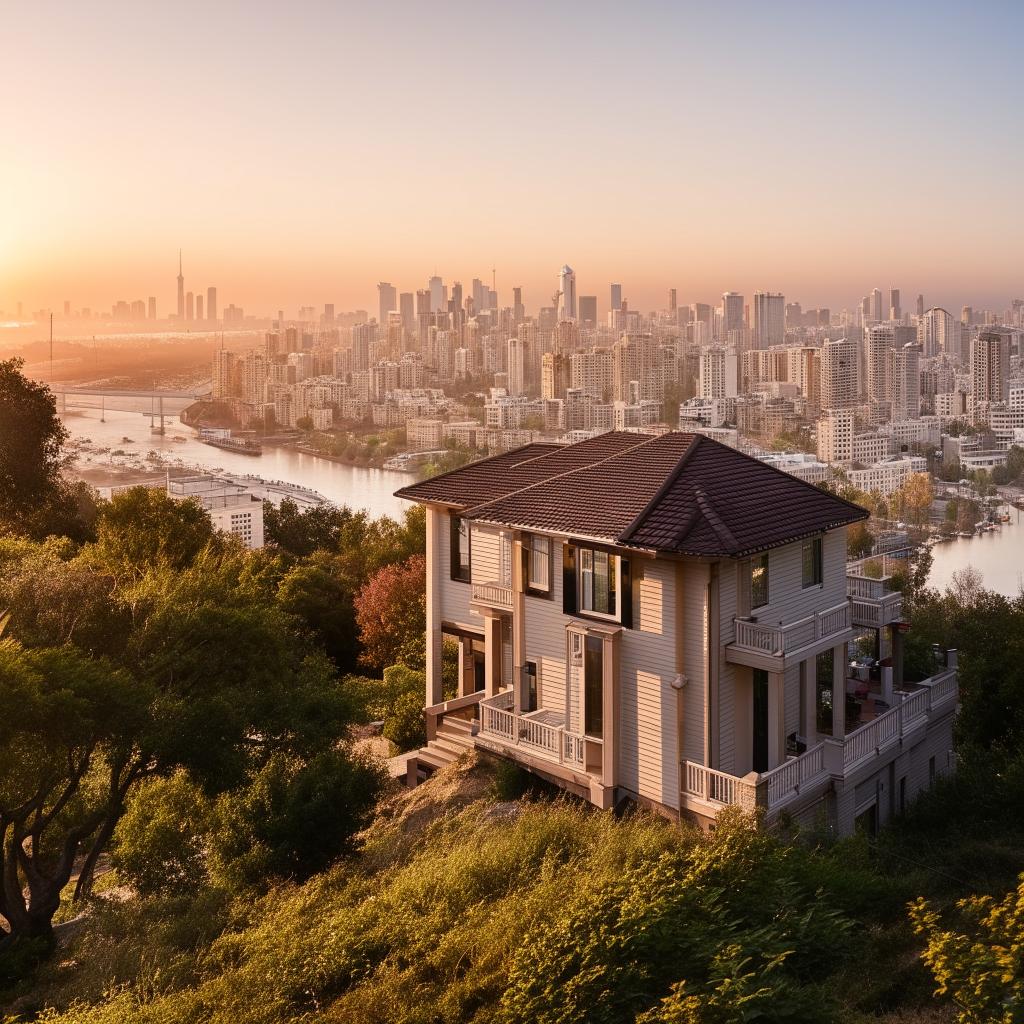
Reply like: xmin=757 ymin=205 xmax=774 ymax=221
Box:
xmin=846 ymin=555 xmax=905 ymax=629
xmin=681 ymin=664 xmax=959 ymax=821
xmin=727 ymin=600 xmax=852 ymax=671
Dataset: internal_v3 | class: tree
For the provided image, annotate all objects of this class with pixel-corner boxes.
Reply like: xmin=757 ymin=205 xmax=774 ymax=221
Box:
xmin=896 ymin=472 xmax=935 ymax=527
xmin=910 ymin=876 xmax=1024 ymax=1023
xmin=846 ymin=520 xmax=874 ymax=559
xmin=353 ymin=554 xmax=426 ymax=672
xmin=0 ymin=358 xmax=94 ymax=541
xmin=263 ymin=497 xmax=355 ymax=557
xmin=90 ymin=487 xmax=219 ymax=575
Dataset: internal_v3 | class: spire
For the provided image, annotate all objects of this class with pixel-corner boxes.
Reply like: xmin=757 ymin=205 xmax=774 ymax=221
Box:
xmin=178 ymin=249 xmax=183 ymax=277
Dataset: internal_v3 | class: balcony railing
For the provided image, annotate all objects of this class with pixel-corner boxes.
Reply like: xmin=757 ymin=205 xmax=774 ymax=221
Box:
xmin=471 ymin=581 xmax=514 ymax=609
xmin=850 ymin=593 xmax=904 ymax=627
xmin=682 ymin=667 xmax=958 ymax=816
xmin=732 ymin=600 xmax=851 ymax=658
xmin=478 ymin=691 xmax=588 ymax=769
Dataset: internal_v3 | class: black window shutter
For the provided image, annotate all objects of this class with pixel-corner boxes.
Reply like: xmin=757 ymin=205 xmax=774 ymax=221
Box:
xmin=562 ymin=544 xmax=577 ymax=614
xmin=449 ymin=515 xmax=460 ymax=580
xmin=520 ymin=534 xmax=530 ymax=591
xmin=620 ymin=557 xmax=633 ymax=629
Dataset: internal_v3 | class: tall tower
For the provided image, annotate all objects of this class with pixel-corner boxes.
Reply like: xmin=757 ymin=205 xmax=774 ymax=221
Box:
xmin=207 ymin=286 xmax=217 ymax=323
xmin=176 ymin=250 xmax=185 ymax=321
xmin=558 ymin=265 xmax=577 ymax=321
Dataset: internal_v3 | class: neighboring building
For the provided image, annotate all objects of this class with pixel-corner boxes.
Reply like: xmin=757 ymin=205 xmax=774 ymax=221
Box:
xmin=396 ymin=431 xmax=958 ymax=836
xmin=752 ymin=292 xmax=785 ymax=349
xmin=558 ymin=265 xmax=577 ymax=321
xmin=970 ymin=329 xmax=1011 ymax=423
xmin=698 ymin=345 xmax=738 ymax=399
xmin=847 ymin=456 xmax=928 ymax=496
xmin=820 ymin=338 xmax=859 ymax=410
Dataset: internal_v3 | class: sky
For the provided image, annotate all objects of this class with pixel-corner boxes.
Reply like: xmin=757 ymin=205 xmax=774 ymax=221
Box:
xmin=2 ymin=0 xmax=1022 ymax=319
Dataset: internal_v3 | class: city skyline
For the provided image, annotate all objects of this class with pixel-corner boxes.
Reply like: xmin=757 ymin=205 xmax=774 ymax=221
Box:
xmin=4 ymin=1 xmax=1023 ymax=315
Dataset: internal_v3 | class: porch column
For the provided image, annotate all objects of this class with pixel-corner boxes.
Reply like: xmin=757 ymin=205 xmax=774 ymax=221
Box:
xmin=801 ymin=656 xmax=818 ymax=744
xmin=768 ymin=671 xmax=785 ymax=769
xmin=831 ymin=643 xmax=847 ymax=740
xmin=457 ymin=636 xmax=475 ymax=698
xmin=880 ymin=664 xmax=894 ymax=705
xmin=890 ymin=625 xmax=905 ymax=691
xmin=600 ymin=632 xmax=621 ymax=790
xmin=425 ymin=507 xmax=444 ymax=706
xmin=483 ymin=613 xmax=503 ymax=701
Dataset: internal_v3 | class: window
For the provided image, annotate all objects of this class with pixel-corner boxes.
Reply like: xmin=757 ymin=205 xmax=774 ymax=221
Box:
xmin=583 ymin=636 xmax=603 ymax=737
xmin=449 ymin=514 xmax=470 ymax=582
xmin=579 ymin=548 xmax=618 ymax=617
xmin=525 ymin=534 xmax=551 ymax=595
xmin=523 ymin=660 xmax=538 ymax=713
xmin=750 ymin=553 xmax=769 ymax=608
xmin=801 ymin=536 xmax=823 ymax=588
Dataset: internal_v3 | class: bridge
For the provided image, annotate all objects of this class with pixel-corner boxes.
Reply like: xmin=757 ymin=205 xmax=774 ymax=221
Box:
xmin=52 ymin=383 xmax=212 ymax=433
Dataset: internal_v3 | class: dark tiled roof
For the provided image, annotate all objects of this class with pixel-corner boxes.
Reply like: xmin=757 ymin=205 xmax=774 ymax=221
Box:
xmin=395 ymin=431 xmax=867 ymax=557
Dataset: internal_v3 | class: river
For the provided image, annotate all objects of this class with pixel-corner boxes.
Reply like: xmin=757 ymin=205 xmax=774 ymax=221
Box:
xmin=61 ymin=405 xmax=411 ymax=520
xmin=61 ymin=405 xmax=1024 ymax=595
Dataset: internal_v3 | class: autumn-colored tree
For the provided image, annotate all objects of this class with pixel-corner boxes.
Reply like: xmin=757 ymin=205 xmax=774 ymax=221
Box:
xmin=353 ymin=554 xmax=426 ymax=672
xmin=910 ymin=875 xmax=1024 ymax=1023
xmin=895 ymin=472 xmax=935 ymax=527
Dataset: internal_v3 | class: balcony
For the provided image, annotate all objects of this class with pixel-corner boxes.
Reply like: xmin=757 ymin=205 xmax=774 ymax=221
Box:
xmin=846 ymin=555 xmax=905 ymax=629
xmin=471 ymin=581 xmax=514 ymax=610
xmin=681 ymin=667 xmax=958 ymax=820
xmin=727 ymin=600 xmax=851 ymax=670
xmin=477 ymin=690 xmax=593 ymax=774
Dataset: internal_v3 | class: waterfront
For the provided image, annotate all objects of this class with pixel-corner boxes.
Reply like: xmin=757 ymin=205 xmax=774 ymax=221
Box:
xmin=928 ymin=510 xmax=1024 ymax=598
xmin=61 ymin=406 xmax=411 ymax=520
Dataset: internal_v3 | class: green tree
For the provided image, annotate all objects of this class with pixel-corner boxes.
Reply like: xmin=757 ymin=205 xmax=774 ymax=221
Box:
xmin=910 ymin=875 xmax=1024 ymax=1023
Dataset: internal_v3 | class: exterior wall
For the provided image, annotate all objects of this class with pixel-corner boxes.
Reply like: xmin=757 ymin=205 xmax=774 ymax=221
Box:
xmin=438 ymin=512 xmax=474 ymax=628
xmin=520 ymin=543 xmax=569 ymax=723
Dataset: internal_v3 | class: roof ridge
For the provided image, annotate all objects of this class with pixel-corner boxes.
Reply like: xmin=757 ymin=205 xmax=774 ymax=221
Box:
xmin=616 ymin=432 xmax=702 ymax=544
xmin=693 ymin=485 xmax=739 ymax=550
xmin=463 ymin=431 xmax=664 ymax=519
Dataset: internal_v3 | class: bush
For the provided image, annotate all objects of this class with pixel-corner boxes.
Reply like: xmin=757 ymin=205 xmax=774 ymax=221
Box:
xmin=382 ymin=688 xmax=426 ymax=752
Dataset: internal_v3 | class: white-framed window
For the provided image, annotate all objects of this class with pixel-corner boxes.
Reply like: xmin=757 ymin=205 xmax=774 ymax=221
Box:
xmin=751 ymin=552 xmax=769 ymax=608
xmin=802 ymin=536 xmax=823 ymax=588
xmin=526 ymin=534 xmax=551 ymax=595
xmin=579 ymin=548 xmax=618 ymax=619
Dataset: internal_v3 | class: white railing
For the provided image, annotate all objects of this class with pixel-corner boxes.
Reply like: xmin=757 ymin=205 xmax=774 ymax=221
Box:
xmin=733 ymin=601 xmax=850 ymax=658
xmin=478 ymin=691 xmax=591 ymax=771
xmin=847 ymin=575 xmax=889 ymax=601
xmin=471 ymin=581 xmax=514 ymax=609
xmin=842 ymin=667 xmax=958 ymax=770
xmin=851 ymin=599 xmax=881 ymax=626
xmin=762 ymin=743 xmax=828 ymax=809
xmin=847 ymin=554 xmax=903 ymax=580
xmin=683 ymin=761 xmax=747 ymax=806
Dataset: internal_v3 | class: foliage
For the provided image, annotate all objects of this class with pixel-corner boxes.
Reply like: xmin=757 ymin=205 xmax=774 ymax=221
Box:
xmin=353 ymin=554 xmax=426 ymax=672
xmin=381 ymin=687 xmax=426 ymax=752
xmin=846 ymin=520 xmax=874 ymax=559
xmin=112 ymin=772 xmax=212 ymax=897
xmin=910 ymin=875 xmax=1024 ymax=1023
xmin=210 ymin=750 xmax=385 ymax=889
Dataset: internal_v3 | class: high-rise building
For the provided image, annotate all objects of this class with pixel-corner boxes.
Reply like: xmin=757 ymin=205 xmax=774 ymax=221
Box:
xmin=506 ymin=337 xmax=525 ymax=397
xmin=918 ymin=307 xmax=955 ymax=359
xmin=971 ymin=330 xmax=1011 ymax=416
xmin=416 ymin=289 xmax=431 ymax=316
xmin=820 ymin=338 xmax=858 ymax=410
xmin=212 ymin=349 xmax=236 ymax=398
xmin=207 ymin=286 xmax=217 ymax=323
xmin=752 ymin=292 xmax=785 ymax=349
xmin=961 ymin=305 xmax=973 ymax=326
xmin=429 ymin=276 xmax=445 ymax=314
xmin=610 ymin=283 xmax=622 ymax=312
xmin=185 ymin=291 xmax=194 ymax=322
xmin=698 ymin=346 xmax=738 ymax=400
xmin=889 ymin=288 xmax=901 ymax=321
xmin=176 ymin=250 xmax=185 ymax=321
xmin=889 ymin=343 xmax=921 ymax=420
xmin=570 ymin=348 xmax=613 ymax=400
xmin=399 ymin=292 xmax=414 ymax=331
xmin=378 ymin=282 xmax=397 ymax=326
xmin=871 ymin=288 xmax=883 ymax=323
xmin=148 ymin=296 xmax=157 ymax=320
xmin=541 ymin=352 xmax=569 ymax=400
xmin=722 ymin=292 xmax=745 ymax=337
xmin=865 ymin=325 xmax=894 ymax=406
xmin=512 ymin=286 xmax=525 ymax=323
xmin=916 ymin=294 xmax=925 ymax=317
xmin=558 ymin=265 xmax=577 ymax=321
xmin=578 ymin=295 xmax=597 ymax=326
xmin=351 ymin=322 xmax=375 ymax=372
xmin=196 ymin=294 xmax=204 ymax=321
xmin=668 ymin=288 xmax=677 ymax=313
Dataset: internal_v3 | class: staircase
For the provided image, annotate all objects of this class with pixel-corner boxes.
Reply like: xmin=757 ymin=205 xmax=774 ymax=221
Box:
xmin=406 ymin=714 xmax=476 ymax=786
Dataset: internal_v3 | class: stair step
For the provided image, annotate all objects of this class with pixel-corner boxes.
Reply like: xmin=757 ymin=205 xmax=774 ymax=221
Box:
xmin=430 ymin=737 xmax=470 ymax=758
xmin=413 ymin=748 xmax=453 ymax=771
xmin=437 ymin=724 xmax=475 ymax=744
xmin=439 ymin=716 xmax=474 ymax=734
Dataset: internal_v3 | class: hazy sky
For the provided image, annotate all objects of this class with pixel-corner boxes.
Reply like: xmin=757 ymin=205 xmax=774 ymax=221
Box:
xmin=3 ymin=0 xmax=1022 ymax=318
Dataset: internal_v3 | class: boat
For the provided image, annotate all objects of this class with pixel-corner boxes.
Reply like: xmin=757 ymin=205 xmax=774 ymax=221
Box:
xmin=200 ymin=436 xmax=262 ymax=456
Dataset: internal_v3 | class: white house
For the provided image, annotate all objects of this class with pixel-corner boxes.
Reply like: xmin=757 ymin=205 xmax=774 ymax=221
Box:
xmin=396 ymin=432 xmax=958 ymax=836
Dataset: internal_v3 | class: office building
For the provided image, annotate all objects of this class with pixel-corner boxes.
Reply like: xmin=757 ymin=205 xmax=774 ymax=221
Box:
xmin=752 ymin=292 xmax=785 ymax=349
xmin=820 ymin=338 xmax=858 ymax=410
xmin=558 ymin=264 xmax=577 ymax=321
xmin=579 ymin=295 xmax=597 ymax=326
xmin=610 ymin=283 xmax=622 ymax=312
xmin=207 ymin=286 xmax=217 ymax=323
xmin=378 ymin=282 xmax=397 ymax=326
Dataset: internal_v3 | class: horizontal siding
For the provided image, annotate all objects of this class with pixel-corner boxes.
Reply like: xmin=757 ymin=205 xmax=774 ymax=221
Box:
xmin=521 ymin=540 xmax=567 ymax=719
xmin=682 ymin=561 xmax=709 ymax=766
xmin=619 ymin=557 xmax=679 ymax=808
xmin=439 ymin=512 xmax=475 ymax=628
xmin=470 ymin=525 xmax=501 ymax=586
xmin=717 ymin=566 xmax=737 ymax=772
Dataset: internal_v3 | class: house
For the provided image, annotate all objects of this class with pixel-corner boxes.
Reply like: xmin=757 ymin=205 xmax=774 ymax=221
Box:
xmin=395 ymin=431 xmax=958 ymax=835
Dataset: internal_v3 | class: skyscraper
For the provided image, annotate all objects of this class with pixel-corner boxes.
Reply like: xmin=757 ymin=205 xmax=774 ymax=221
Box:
xmin=176 ymin=250 xmax=184 ymax=321
xmin=512 ymin=286 xmax=525 ymax=323
xmin=916 ymin=294 xmax=925 ymax=317
xmin=207 ymin=286 xmax=217 ymax=323
xmin=578 ymin=295 xmax=597 ymax=326
xmin=889 ymin=288 xmax=901 ymax=321
xmin=506 ymin=337 xmax=525 ymax=396
xmin=722 ymin=292 xmax=745 ymax=336
xmin=889 ymin=343 xmax=921 ymax=420
xmin=147 ymin=296 xmax=157 ymax=320
xmin=378 ymin=282 xmax=397 ymax=326
xmin=399 ymin=292 xmax=414 ymax=332
xmin=610 ymin=283 xmax=622 ymax=312
xmin=918 ymin=307 xmax=955 ymax=359
xmin=196 ymin=294 xmax=204 ymax=321
xmin=558 ymin=265 xmax=577 ymax=320
xmin=668 ymin=288 xmax=677 ymax=314
xmin=428 ymin=276 xmax=445 ymax=314
xmin=820 ymin=338 xmax=858 ymax=410
xmin=752 ymin=292 xmax=785 ymax=349
xmin=185 ymin=291 xmax=194 ymax=322
xmin=871 ymin=287 xmax=883 ymax=323
xmin=971 ymin=330 xmax=1011 ymax=414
